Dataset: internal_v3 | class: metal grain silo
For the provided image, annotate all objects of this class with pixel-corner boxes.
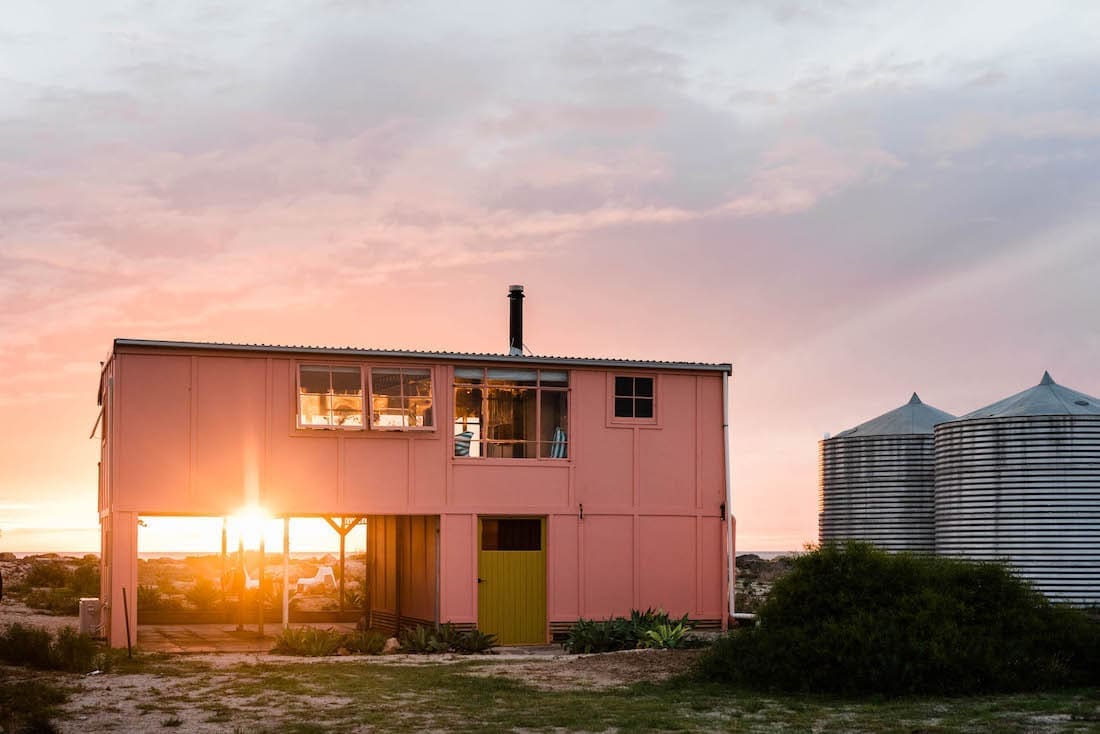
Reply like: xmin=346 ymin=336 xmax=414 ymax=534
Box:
xmin=934 ymin=372 xmax=1100 ymax=604
xmin=820 ymin=393 xmax=956 ymax=552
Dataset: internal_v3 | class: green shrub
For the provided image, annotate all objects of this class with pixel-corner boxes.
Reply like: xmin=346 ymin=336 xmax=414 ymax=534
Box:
xmin=562 ymin=609 xmax=693 ymax=653
xmin=137 ymin=585 xmax=181 ymax=612
xmin=52 ymin=627 xmax=99 ymax=673
xmin=0 ymin=624 xmax=102 ymax=673
xmin=23 ymin=588 xmax=80 ymax=616
xmin=453 ymin=629 xmax=497 ymax=654
xmin=271 ymin=627 xmax=345 ymax=656
xmin=399 ymin=625 xmax=450 ymax=653
xmin=0 ymin=672 xmax=71 ymax=734
xmin=344 ymin=630 xmax=387 ymax=655
xmin=184 ymin=578 xmax=221 ymax=611
xmin=21 ymin=561 xmax=71 ymax=589
xmin=0 ymin=623 xmax=54 ymax=669
xmin=69 ymin=562 xmax=100 ymax=598
xmin=697 ymin=542 xmax=1100 ymax=695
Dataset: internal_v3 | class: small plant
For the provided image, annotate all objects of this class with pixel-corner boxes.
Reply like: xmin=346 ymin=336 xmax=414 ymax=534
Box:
xmin=399 ymin=625 xmax=449 ymax=653
xmin=271 ymin=627 xmax=345 ymax=656
xmin=185 ymin=578 xmax=221 ymax=611
xmin=453 ymin=629 xmax=497 ymax=654
xmin=137 ymin=585 xmax=182 ymax=612
xmin=0 ymin=623 xmax=102 ymax=673
xmin=162 ymin=716 xmax=183 ymax=728
xmin=562 ymin=609 xmax=693 ymax=653
xmin=344 ymin=630 xmax=387 ymax=655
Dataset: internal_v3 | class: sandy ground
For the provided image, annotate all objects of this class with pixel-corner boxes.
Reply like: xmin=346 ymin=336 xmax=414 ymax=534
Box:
xmin=50 ymin=648 xmax=702 ymax=733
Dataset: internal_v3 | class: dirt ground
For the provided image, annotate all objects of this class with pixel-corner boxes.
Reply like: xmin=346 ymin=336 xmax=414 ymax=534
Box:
xmin=464 ymin=647 xmax=706 ymax=691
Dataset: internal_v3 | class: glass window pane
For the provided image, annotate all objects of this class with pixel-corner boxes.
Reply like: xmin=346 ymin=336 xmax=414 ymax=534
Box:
xmin=540 ymin=370 xmax=568 ymax=387
xmin=482 ymin=519 xmax=541 ymax=551
xmin=300 ymin=365 xmax=330 ymax=394
xmin=614 ymin=376 xmax=633 ymax=396
xmin=487 ymin=368 xmax=537 ymax=386
xmin=486 ymin=387 xmax=535 ymax=443
xmin=635 ymin=377 xmax=654 ymax=398
xmin=540 ymin=391 xmax=568 ymax=459
xmin=299 ymin=394 xmax=331 ymax=425
xmin=635 ymin=397 xmax=654 ymax=418
xmin=403 ymin=369 xmax=432 ymax=397
xmin=371 ymin=368 xmax=402 ymax=397
xmin=454 ymin=367 xmax=484 ymax=384
xmin=332 ymin=409 xmax=362 ymax=427
xmin=331 ymin=367 xmax=362 ymax=395
xmin=615 ymin=396 xmax=634 ymax=418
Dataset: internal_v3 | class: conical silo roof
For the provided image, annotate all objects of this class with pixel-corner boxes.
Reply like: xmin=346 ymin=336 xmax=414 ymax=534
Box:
xmin=835 ymin=393 xmax=956 ymax=437
xmin=959 ymin=371 xmax=1100 ymax=420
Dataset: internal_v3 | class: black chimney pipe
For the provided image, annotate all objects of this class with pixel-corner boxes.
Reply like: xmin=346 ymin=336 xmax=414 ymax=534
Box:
xmin=508 ymin=285 xmax=524 ymax=355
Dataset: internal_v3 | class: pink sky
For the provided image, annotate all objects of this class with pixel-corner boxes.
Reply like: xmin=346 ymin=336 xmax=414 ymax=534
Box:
xmin=2 ymin=2 xmax=1100 ymax=553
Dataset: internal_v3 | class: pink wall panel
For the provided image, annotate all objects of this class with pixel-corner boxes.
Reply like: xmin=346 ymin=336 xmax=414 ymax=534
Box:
xmin=698 ymin=376 xmax=726 ymax=509
xmin=638 ymin=516 xmax=695 ymax=615
xmin=116 ymin=354 xmax=191 ymax=510
xmin=574 ymin=424 xmax=634 ymax=508
xmin=700 ymin=517 xmax=725 ymax=616
xmin=264 ymin=359 xmax=339 ymax=513
xmin=440 ymin=514 xmax=475 ymax=623
xmin=582 ymin=515 xmax=634 ymax=618
xmin=192 ymin=357 xmax=266 ymax=514
xmin=549 ymin=514 xmax=579 ymax=620
xmin=451 ymin=464 xmax=569 ymax=508
xmin=639 ymin=376 xmax=696 ymax=509
xmin=412 ymin=438 xmax=445 ymax=507
xmin=573 ymin=371 xmax=634 ymax=508
xmin=344 ymin=439 xmax=409 ymax=510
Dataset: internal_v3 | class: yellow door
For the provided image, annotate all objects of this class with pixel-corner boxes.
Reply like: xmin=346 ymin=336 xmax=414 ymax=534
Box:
xmin=478 ymin=517 xmax=547 ymax=645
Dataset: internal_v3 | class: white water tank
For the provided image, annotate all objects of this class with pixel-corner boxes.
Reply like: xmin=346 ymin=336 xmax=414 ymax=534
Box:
xmin=934 ymin=372 xmax=1100 ymax=604
xmin=820 ymin=393 xmax=955 ymax=552
xmin=78 ymin=598 xmax=101 ymax=637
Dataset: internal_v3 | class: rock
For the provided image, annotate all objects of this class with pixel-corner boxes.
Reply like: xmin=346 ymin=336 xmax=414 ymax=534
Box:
xmin=382 ymin=637 xmax=401 ymax=655
xmin=0 ymin=553 xmax=16 ymax=562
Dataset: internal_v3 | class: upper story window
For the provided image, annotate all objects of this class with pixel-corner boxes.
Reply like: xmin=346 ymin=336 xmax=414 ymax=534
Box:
xmin=454 ymin=368 xmax=568 ymax=459
xmin=370 ymin=368 xmax=434 ymax=430
xmin=613 ymin=375 xmax=655 ymax=419
xmin=298 ymin=364 xmax=364 ymax=429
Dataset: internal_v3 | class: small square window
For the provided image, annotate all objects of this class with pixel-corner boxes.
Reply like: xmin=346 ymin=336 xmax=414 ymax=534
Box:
xmin=613 ymin=376 xmax=655 ymax=420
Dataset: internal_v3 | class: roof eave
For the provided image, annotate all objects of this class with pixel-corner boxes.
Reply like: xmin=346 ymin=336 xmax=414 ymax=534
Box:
xmin=111 ymin=338 xmax=733 ymax=374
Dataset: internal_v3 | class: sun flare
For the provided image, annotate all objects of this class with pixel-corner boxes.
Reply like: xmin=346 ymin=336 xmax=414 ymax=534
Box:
xmin=232 ymin=505 xmax=270 ymax=547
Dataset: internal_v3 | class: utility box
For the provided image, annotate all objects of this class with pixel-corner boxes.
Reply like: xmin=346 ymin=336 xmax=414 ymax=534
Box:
xmin=79 ymin=598 xmax=101 ymax=637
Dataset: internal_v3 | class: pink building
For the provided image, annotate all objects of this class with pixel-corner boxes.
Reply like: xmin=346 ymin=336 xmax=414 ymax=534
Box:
xmin=95 ymin=288 xmax=734 ymax=647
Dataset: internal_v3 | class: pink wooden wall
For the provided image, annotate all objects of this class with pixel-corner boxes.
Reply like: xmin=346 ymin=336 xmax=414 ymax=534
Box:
xmin=100 ymin=345 xmax=730 ymax=645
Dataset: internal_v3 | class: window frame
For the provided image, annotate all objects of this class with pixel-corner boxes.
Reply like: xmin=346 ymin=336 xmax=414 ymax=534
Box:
xmin=607 ymin=372 xmax=660 ymax=427
xmin=453 ymin=367 xmax=570 ymax=461
xmin=295 ymin=362 xmax=367 ymax=431
xmin=367 ymin=366 xmax=436 ymax=432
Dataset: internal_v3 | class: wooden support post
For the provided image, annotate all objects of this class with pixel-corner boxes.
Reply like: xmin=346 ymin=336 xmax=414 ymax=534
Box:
xmin=236 ymin=536 xmax=245 ymax=631
xmin=282 ymin=517 xmax=290 ymax=630
xmin=258 ymin=534 xmax=265 ymax=638
xmin=324 ymin=516 xmax=365 ymax=615
xmin=220 ymin=517 xmax=227 ymax=615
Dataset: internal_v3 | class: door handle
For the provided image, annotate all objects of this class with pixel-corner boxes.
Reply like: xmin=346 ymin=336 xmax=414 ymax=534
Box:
xmin=477 ymin=577 xmax=485 ymax=584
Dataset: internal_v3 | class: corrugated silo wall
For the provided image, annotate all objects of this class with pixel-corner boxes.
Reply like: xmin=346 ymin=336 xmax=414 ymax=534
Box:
xmin=934 ymin=416 xmax=1100 ymax=605
xmin=819 ymin=436 xmax=935 ymax=552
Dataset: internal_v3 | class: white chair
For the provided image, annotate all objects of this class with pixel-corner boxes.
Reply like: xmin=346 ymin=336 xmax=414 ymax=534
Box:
xmin=295 ymin=566 xmax=337 ymax=594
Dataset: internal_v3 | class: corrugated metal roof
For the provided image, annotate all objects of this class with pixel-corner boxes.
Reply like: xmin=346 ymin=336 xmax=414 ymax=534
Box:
xmin=112 ymin=338 xmax=732 ymax=373
xmin=958 ymin=371 xmax=1100 ymax=419
xmin=835 ymin=393 xmax=956 ymax=437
